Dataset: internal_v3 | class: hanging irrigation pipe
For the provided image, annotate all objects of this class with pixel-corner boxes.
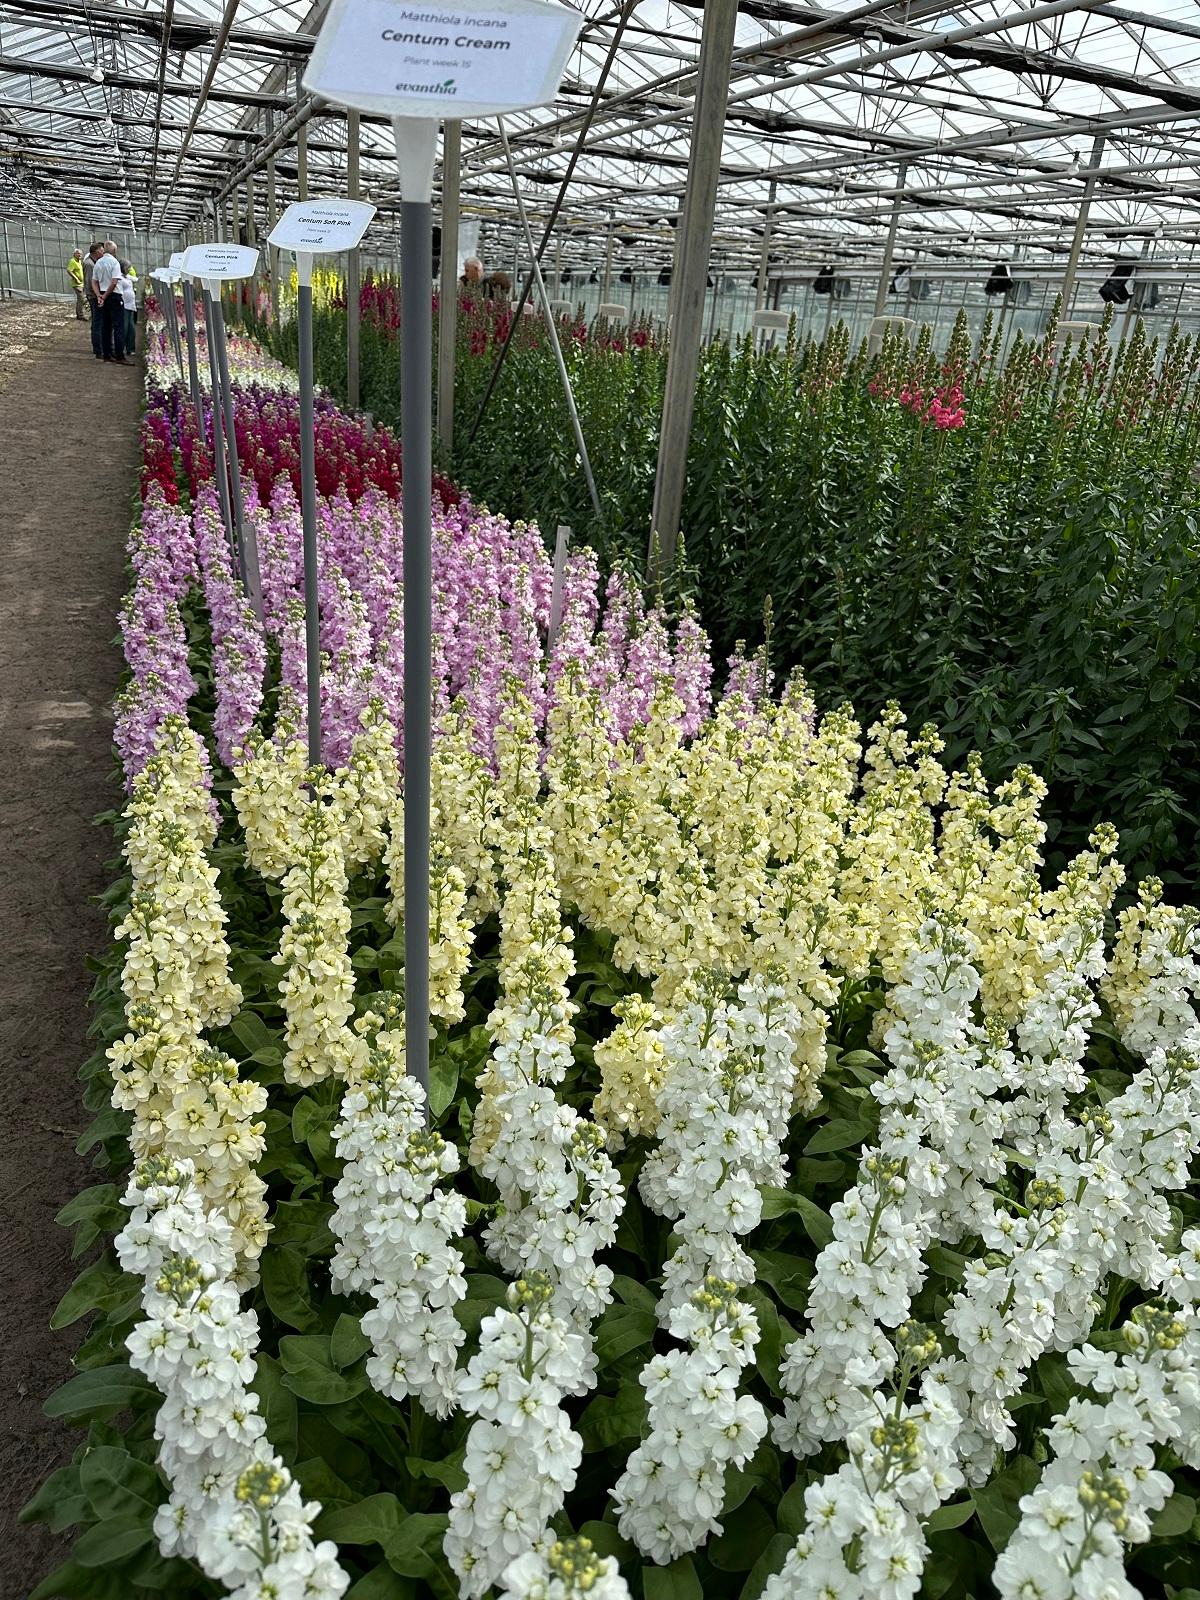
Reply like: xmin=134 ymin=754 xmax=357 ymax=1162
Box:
xmin=499 ymin=118 xmax=602 ymax=524
xmin=464 ymin=0 xmax=638 ymax=452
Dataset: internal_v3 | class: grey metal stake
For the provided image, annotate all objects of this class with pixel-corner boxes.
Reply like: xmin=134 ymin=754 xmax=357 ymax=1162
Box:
xmin=500 ymin=118 xmax=602 ymax=524
xmin=548 ymin=525 xmax=570 ymax=651
xmin=400 ymin=193 xmax=433 ymax=1097
xmin=182 ymin=279 xmax=203 ymax=442
xmin=210 ymin=291 xmax=261 ymax=615
xmin=200 ymin=284 xmax=236 ymax=563
xmin=296 ymin=262 xmax=323 ymax=769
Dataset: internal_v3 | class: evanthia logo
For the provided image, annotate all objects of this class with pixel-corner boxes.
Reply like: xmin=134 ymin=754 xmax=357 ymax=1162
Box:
xmin=395 ymin=76 xmax=459 ymax=93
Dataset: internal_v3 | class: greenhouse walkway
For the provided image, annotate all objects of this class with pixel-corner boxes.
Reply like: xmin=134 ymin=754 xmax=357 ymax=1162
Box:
xmin=0 ymin=301 xmax=139 ymax=1597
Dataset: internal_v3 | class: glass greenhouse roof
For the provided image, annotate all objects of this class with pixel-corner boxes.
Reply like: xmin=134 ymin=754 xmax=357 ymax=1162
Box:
xmin=3 ymin=0 xmax=1200 ymax=281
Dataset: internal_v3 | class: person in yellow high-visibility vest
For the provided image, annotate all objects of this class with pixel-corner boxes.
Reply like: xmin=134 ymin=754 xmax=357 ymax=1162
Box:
xmin=67 ymin=249 xmax=85 ymax=319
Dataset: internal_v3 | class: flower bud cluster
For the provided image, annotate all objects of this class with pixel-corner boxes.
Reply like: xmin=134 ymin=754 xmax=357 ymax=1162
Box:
xmin=592 ymin=994 xmax=666 ymax=1151
xmin=275 ymin=800 xmax=355 ymax=1085
xmin=233 ymin=701 xmax=312 ymax=880
xmin=641 ymin=973 xmax=802 ymax=1315
xmin=110 ymin=720 xmax=266 ymax=1273
xmin=446 ymin=1273 xmax=592 ymax=1597
xmin=776 ymin=920 xmax=985 ymax=1460
xmin=612 ymin=1278 xmax=767 ymax=1561
xmin=477 ymin=975 xmax=623 ymax=1336
xmin=996 ymin=1233 xmax=1200 ymax=1600
xmin=117 ymin=1157 xmax=348 ymax=1600
xmin=193 ymin=491 xmax=267 ymax=767
xmin=331 ymin=1010 xmax=467 ymax=1418
xmin=499 ymin=1535 xmax=632 ymax=1600
xmin=118 ymin=726 xmax=242 ymax=1039
xmin=614 ymin=976 xmax=801 ymax=1560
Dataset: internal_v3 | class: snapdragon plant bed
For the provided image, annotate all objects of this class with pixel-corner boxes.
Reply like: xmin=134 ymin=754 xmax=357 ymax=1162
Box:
xmin=26 ymin=332 xmax=1200 ymax=1600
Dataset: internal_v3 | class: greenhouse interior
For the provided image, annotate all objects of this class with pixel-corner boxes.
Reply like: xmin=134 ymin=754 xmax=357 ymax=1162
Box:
xmin=5 ymin=1 xmax=1200 ymax=1598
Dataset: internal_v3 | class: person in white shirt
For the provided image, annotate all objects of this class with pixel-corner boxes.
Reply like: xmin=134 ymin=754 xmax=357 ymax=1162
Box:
xmin=117 ymin=260 xmax=138 ymax=358
xmin=92 ymin=243 xmax=128 ymax=364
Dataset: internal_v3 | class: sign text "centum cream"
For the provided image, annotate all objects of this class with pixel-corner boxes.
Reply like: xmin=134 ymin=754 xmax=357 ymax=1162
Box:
xmin=381 ymin=28 xmax=510 ymax=45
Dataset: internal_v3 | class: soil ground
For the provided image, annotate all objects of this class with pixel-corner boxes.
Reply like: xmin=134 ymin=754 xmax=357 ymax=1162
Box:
xmin=0 ymin=299 xmax=139 ymax=1598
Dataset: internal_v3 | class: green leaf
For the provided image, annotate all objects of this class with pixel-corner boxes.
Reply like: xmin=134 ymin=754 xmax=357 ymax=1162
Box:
xmin=271 ymin=1198 xmax=336 ymax=1255
xmin=804 ymin=1118 xmax=871 ymax=1155
xmin=579 ymin=1381 xmax=647 ymax=1450
xmin=19 ymin=1465 xmax=88 ymax=1532
xmin=644 ymin=1556 xmax=703 ymax=1600
xmin=261 ymin=1245 xmax=319 ymax=1331
xmin=79 ymin=1446 xmax=162 ymax=1519
xmin=777 ymin=1481 xmax=808 ymax=1536
xmin=318 ymin=1492 xmax=404 ymax=1548
xmin=739 ymin=1533 xmax=792 ymax=1600
xmin=1151 ymin=1492 xmax=1196 ymax=1539
xmin=407 ymin=1454 xmax=468 ymax=1494
xmin=594 ymin=1305 xmax=656 ymax=1368
xmin=974 ymin=1456 xmax=1041 ymax=1552
xmin=29 ymin=1561 xmax=128 ymax=1600
xmin=428 ymin=1051 xmax=459 ymax=1121
xmin=925 ymin=1245 xmax=969 ymax=1284
xmin=750 ymin=1248 xmax=810 ymax=1312
xmin=51 ymin=1255 xmax=136 ymax=1331
xmin=43 ymin=1363 xmax=155 ymax=1422
xmin=577 ymin=1521 xmax=635 ymax=1563
xmin=710 ymin=1497 xmax=777 ymax=1571
xmin=383 ymin=1511 xmax=451 ymax=1576
xmin=759 ymin=1187 xmax=834 ymax=1247
xmin=348 ymin=1564 xmax=418 ymax=1600
xmin=232 ymin=1010 xmax=281 ymax=1057
xmin=331 ymin=1314 xmax=372 ymax=1370
xmin=253 ymin=1354 xmax=299 ymax=1461
xmin=926 ymin=1498 xmax=974 ymax=1532
xmin=74 ymin=1511 xmax=154 ymax=1567
xmin=612 ymin=1274 xmax=657 ymax=1315
xmin=742 ymin=1286 xmax=788 ymax=1396
xmin=280 ymin=1335 xmax=369 ymax=1405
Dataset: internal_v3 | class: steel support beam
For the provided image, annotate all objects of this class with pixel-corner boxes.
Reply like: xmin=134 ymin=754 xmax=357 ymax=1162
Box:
xmin=649 ymin=0 xmax=739 ymax=578
xmin=437 ymin=120 xmax=461 ymax=452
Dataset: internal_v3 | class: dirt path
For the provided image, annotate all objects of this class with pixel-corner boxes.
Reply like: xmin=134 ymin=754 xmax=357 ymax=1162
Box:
xmin=0 ymin=301 xmax=140 ymax=1598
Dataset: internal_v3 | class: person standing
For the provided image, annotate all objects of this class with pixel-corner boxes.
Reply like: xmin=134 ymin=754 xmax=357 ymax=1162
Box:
xmin=67 ymin=249 xmax=85 ymax=319
xmin=117 ymin=260 xmax=138 ymax=358
xmin=92 ymin=243 xmax=128 ymax=364
xmin=83 ymin=241 xmax=104 ymax=357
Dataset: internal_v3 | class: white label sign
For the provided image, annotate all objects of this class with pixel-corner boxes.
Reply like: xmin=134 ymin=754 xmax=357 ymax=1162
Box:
xmin=304 ymin=0 xmax=582 ymax=119
xmin=153 ymin=265 xmax=180 ymax=283
xmin=269 ymin=198 xmax=377 ymax=255
xmin=168 ymin=251 xmax=186 ymax=269
xmin=180 ymin=242 xmax=260 ymax=282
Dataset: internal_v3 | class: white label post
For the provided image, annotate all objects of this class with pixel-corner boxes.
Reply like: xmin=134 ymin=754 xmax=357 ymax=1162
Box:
xmin=302 ymin=0 xmax=582 ymax=1099
xmin=267 ymin=200 xmax=377 ymax=771
xmin=180 ymin=244 xmax=262 ymax=619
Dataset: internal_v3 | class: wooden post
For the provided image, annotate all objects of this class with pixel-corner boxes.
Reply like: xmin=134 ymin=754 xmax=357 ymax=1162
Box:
xmin=347 ymin=110 xmax=362 ymax=409
xmin=437 ymin=121 xmax=462 ymax=453
xmin=648 ymin=0 xmax=739 ymax=577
